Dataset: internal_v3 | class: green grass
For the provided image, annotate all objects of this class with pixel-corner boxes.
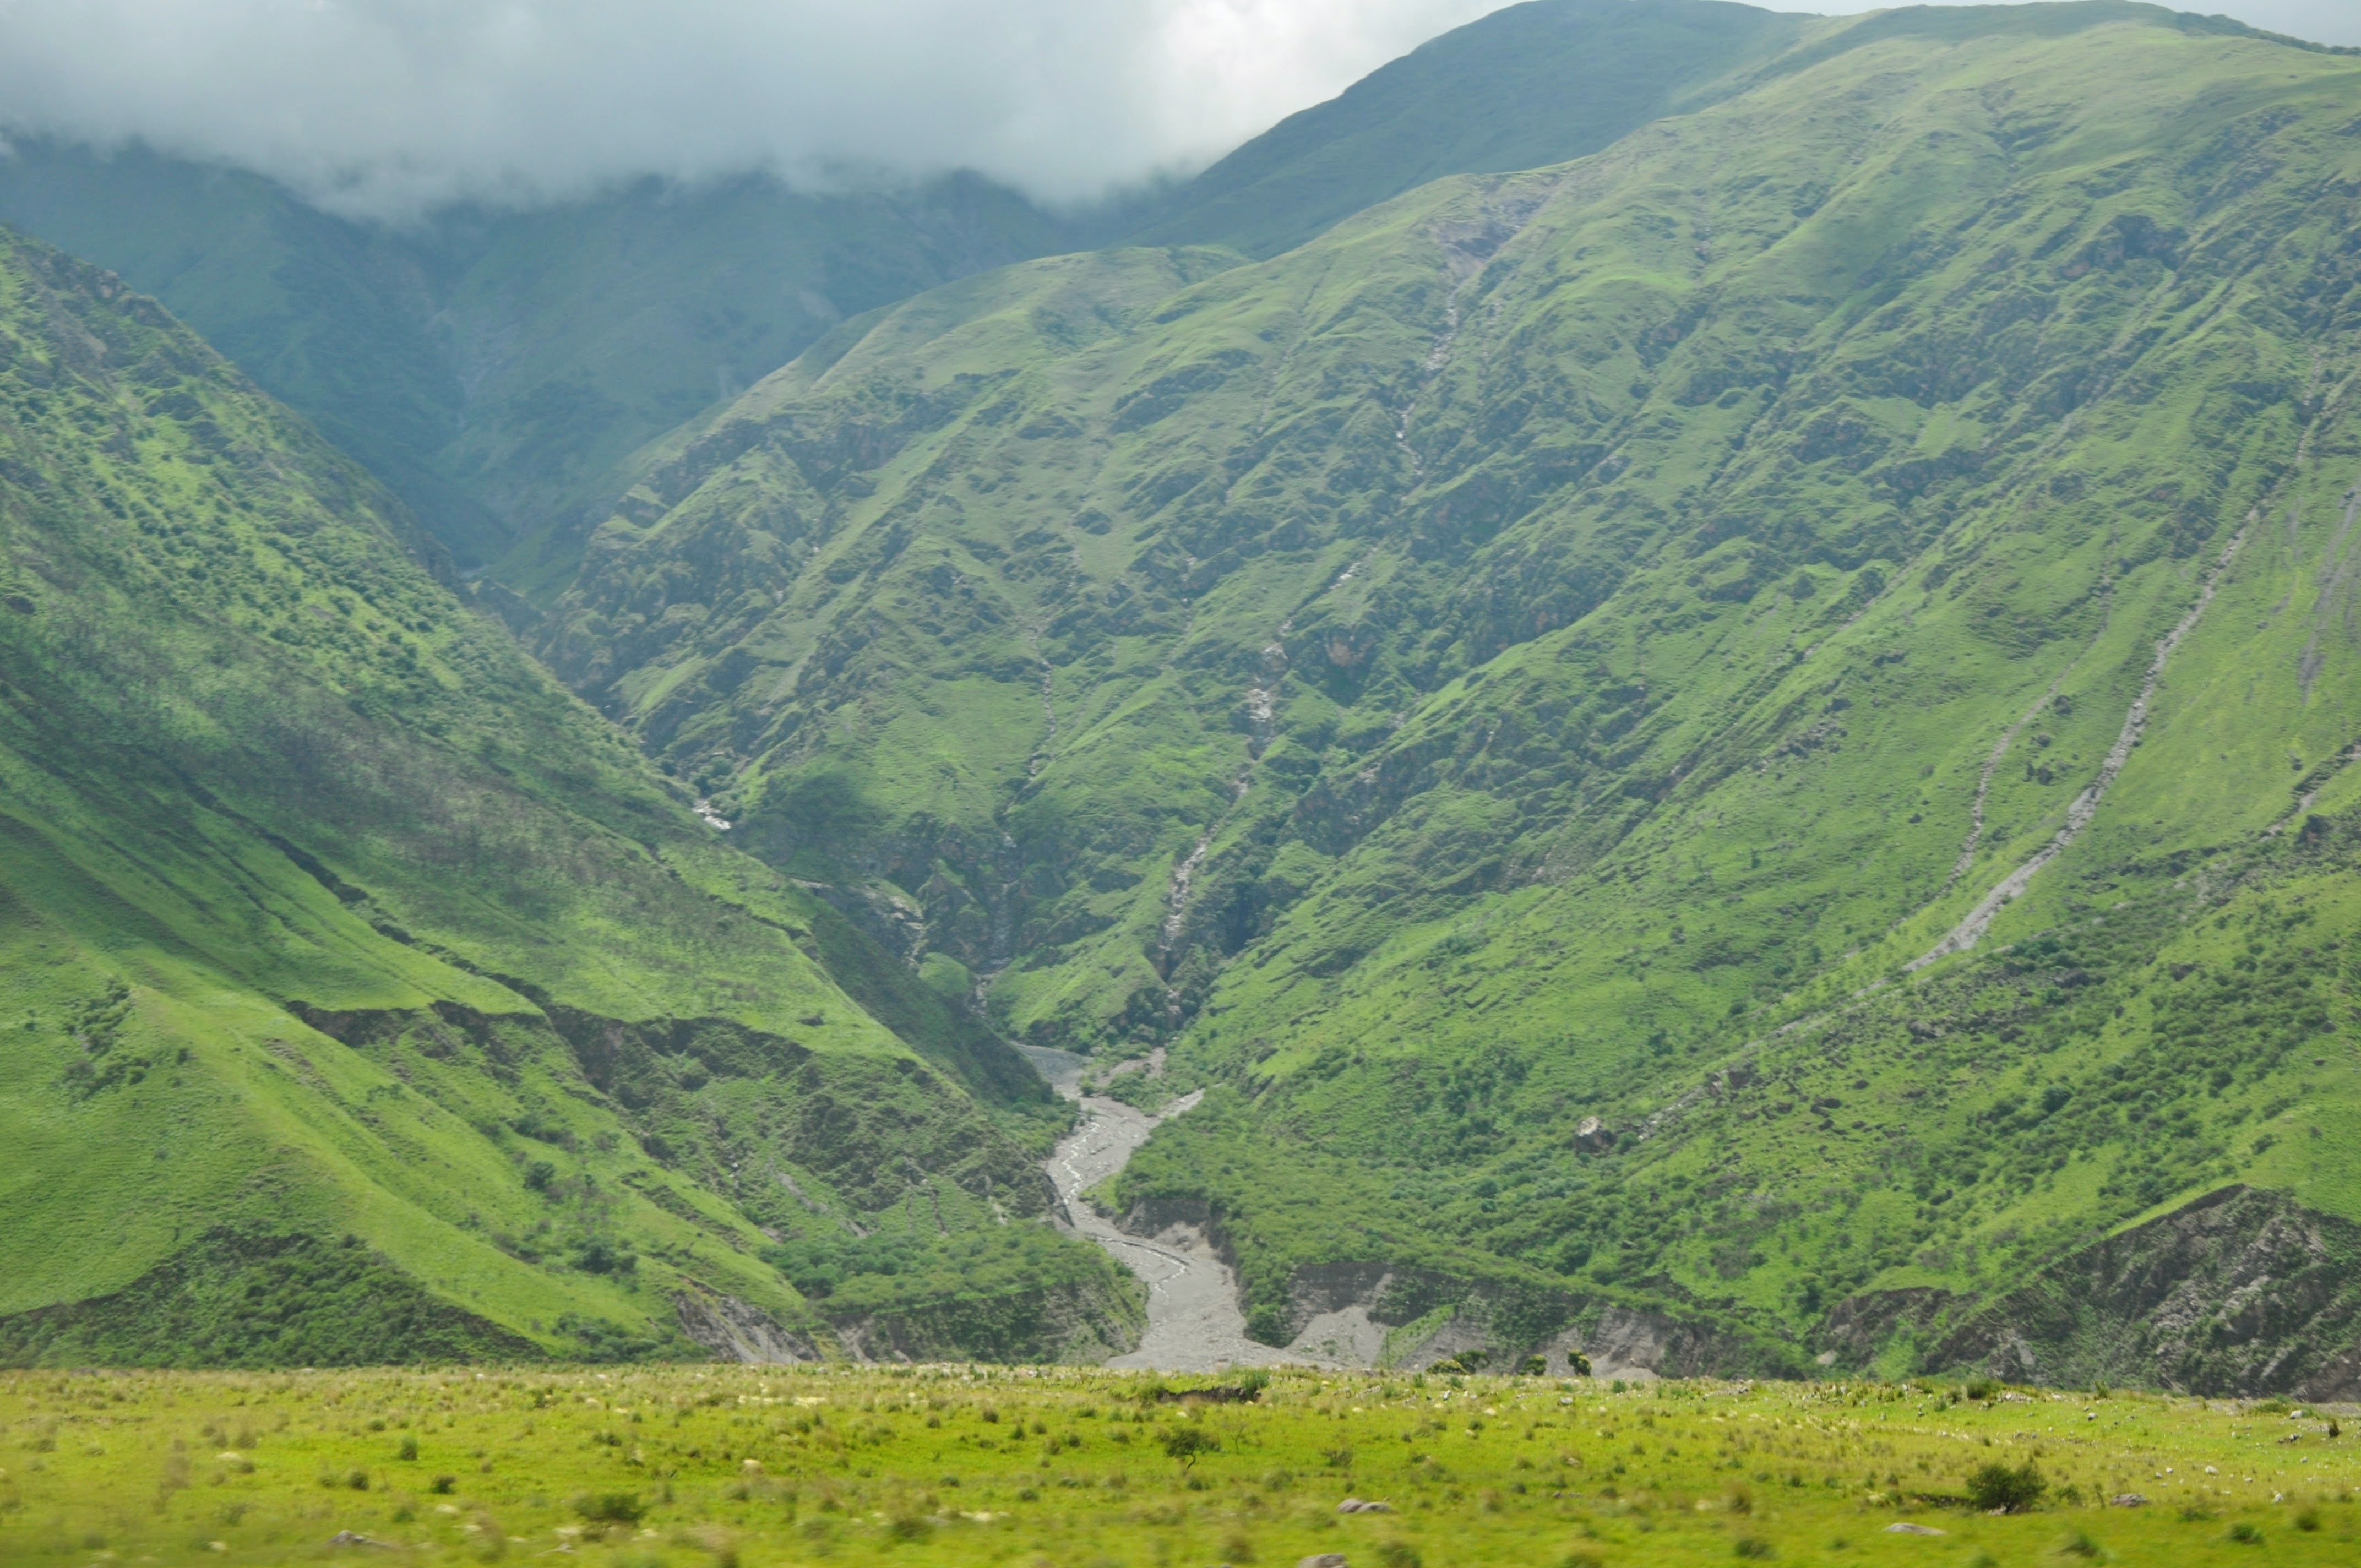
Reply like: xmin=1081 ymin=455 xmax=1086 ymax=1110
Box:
xmin=2 ymin=1366 xmax=2357 ymax=1567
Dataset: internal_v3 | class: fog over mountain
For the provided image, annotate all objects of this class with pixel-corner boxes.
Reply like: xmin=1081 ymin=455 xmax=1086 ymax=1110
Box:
xmin=0 ymin=0 xmax=1498 ymax=218
xmin=0 ymin=0 xmax=2347 ymax=222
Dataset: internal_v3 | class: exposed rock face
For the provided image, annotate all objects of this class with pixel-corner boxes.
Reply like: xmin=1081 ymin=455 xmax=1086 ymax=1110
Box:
xmin=829 ymin=1274 xmax=1145 ymax=1365
xmin=1930 ymin=1186 xmax=2361 ymax=1398
xmin=674 ymin=1292 xmax=820 ymax=1364
xmin=1816 ymin=1286 xmax=1956 ymax=1371
xmin=1575 ymin=1117 xmax=1614 ymax=1153
xmin=1249 ymin=1255 xmax=1792 ymax=1378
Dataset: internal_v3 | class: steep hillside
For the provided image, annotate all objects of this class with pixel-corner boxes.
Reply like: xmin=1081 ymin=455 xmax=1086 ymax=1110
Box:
xmin=0 ymin=144 xmax=1075 ymax=569
xmin=1129 ymin=0 xmax=1807 ymax=258
xmin=530 ymin=1 xmax=2361 ymax=1389
xmin=0 ymin=229 xmax=1139 ymax=1368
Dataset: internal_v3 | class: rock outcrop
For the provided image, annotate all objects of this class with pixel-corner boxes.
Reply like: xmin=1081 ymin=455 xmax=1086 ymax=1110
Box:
xmin=1932 ymin=1186 xmax=2361 ymax=1398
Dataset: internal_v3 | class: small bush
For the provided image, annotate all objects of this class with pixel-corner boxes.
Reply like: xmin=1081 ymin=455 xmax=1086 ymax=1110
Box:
xmin=1161 ymin=1427 xmax=1217 ymax=1468
xmin=2227 ymin=1521 xmax=2262 ymax=1544
xmin=1963 ymin=1378 xmax=2000 ymax=1401
xmin=575 ymin=1493 xmax=646 ymax=1526
xmin=1376 ymin=1541 xmax=1422 ymax=1568
xmin=2060 ymin=1531 xmax=2102 ymax=1558
xmin=2294 ymin=1506 xmax=2321 ymax=1532
xmin=396 ymin=1436 xmax=417 ymax=1461
xmin=1965 ymin=1459 xmax=2044 ymax=1513
xmin=1734 ymin=1536 xmax=1776 ymax=1559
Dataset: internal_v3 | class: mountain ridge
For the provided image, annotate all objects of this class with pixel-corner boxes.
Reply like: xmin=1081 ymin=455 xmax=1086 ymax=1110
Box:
xmin=508 ymin=0 xmax=2361 ymax=1385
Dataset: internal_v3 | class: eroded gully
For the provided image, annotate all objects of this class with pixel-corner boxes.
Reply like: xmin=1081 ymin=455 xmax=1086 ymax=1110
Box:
xmin=1020 ymin=1046 xmax=1311 ymax=1371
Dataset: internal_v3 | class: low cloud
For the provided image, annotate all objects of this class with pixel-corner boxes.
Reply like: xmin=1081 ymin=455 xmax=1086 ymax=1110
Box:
xmin=0 ymin=0 xmax=1499 ymax=220
xmin=0 ymin=0 xmax=2348 ymax=224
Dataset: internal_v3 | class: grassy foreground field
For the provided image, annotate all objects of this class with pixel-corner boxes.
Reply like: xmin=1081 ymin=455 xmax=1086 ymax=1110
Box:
xmin=0 ymin=1369 xmax=2354 ymax=1568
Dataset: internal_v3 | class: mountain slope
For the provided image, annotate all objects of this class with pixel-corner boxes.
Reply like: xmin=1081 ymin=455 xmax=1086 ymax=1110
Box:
xmin=528 ymin=2 xmax=2361 ymax=1387
xmin=0 ymin=227 xmax=1138 ymax=1367
xmin=0 ymin=144 xmax=1077 ymax=570
xmin=1129 ymin=0 xmax=1807 ymax=258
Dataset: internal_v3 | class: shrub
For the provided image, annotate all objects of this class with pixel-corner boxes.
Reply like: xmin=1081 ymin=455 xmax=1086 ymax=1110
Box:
xmin=1734 ymin=1537 xmax=1775 ymax=1559
xmin=396 ymin=1436 xmax=417 ymax=1461
xmin=1161 ymin=1426 xmax=1217 ymax=1469
xmin=2227 ymin=1522 xmax=2262 ymax=1544
xmin=1965 ymin=1459 xmax=2044 ymax=1513
xmin=1377 ymin=1541 xmax=1422 ymax=1568
xmin=1963 ymin=1378 xmax=1999 ymax=1401
xmin=430 ymin=1475 xmax=456 ymax=1495
xmin=575 ymin=1493 xmax=646 ymax=1526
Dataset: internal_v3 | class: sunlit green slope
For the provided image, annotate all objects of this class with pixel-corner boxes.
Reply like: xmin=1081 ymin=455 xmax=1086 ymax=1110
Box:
xmin=1128 ymin=0 xmax=1807 ymax=258
xmin=530 ymin=3 xmax=2361 ymax=1386
xmin=0 ymin=230 xmax=1138 ymax=1368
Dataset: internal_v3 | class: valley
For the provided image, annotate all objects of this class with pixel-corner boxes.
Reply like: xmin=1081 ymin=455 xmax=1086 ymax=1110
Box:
xmin=3 ymin=0 xmax=2361 ymax=1400
xmin=510 ymin=0 xmax=2361 ymax=1389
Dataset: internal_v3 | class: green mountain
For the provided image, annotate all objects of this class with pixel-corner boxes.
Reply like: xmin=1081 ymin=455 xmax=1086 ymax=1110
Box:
xmin=527 ymin=0 xmax=2361 ymax=1391
xmin=0 ymin=144 xmax=1076 ymax=571
xmin=0 ymin=227 xmax=1140 ymax=1368
xmin=1128 ymin=0 xmax=1808 ymax=258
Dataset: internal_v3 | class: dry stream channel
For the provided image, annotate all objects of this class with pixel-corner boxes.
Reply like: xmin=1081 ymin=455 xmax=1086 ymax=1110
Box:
xmin=1020 ymin=1046 xmax=1320 ymax=1372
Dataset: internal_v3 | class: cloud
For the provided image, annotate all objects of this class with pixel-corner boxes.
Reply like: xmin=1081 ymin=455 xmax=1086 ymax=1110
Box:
xmin=0 ymin=0 xmax=1499 ymax=219
xmin=0 ymin=0 xmax=2349 ymax=223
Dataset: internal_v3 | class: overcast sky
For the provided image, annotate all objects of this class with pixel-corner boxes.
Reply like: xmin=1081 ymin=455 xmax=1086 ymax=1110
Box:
xmin=0 ymin=0 xmax=2350 ymax=221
